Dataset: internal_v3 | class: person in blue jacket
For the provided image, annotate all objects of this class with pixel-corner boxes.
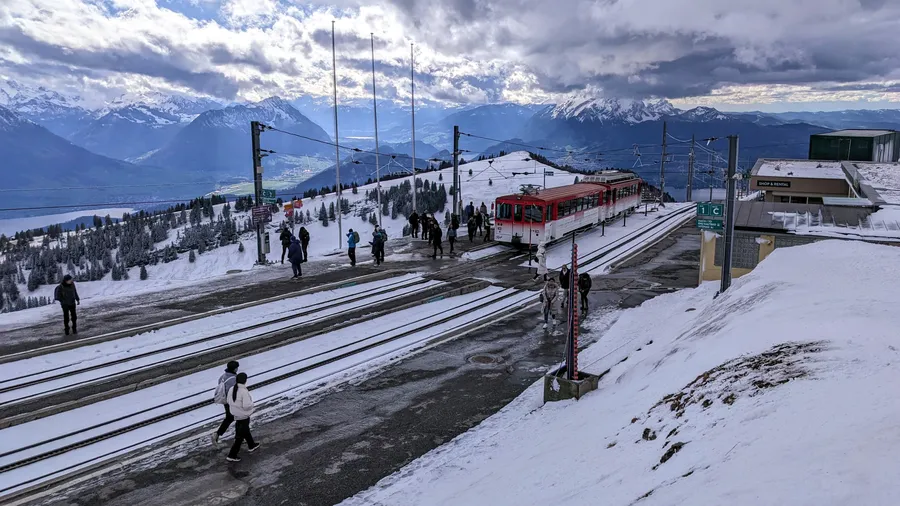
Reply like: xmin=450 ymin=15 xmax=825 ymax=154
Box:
xmin=287 ymin=236 xmax=303 ymax=278
xmin=347 ymin=229 xmax=358 ymax=266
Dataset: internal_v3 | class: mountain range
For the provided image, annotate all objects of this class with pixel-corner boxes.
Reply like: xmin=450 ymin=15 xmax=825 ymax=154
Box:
xmin=3 ymin=77 xmax=900 ymax=217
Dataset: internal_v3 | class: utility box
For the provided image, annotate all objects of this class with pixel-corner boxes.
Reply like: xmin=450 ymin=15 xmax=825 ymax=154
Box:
xmin=263 ymin=232 xmax=271 ymax=254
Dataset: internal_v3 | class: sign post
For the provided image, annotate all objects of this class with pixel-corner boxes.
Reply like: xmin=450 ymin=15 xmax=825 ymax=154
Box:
xmin=262 ymin=189 xmax=276 ymax=205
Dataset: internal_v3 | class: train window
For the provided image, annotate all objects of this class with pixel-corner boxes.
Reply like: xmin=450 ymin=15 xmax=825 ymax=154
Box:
xmin=593 ymin=194 xmax=599 ymax=207
xmin=546 ymin=204 xmax=553 ymax=221
xmin=498 ymin=203 xmax=512 ymax=220
xmin=525 ymin=204 xmax=543 ymax=222
xmin=514 ymin=204 xmax=523 ymax=222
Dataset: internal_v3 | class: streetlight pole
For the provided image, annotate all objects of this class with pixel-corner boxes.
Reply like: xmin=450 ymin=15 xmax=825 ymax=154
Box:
xmin=370 ymin=33 xmax=382 ymax=227
xmin=331 ymin=20 xmax=342 ymax=249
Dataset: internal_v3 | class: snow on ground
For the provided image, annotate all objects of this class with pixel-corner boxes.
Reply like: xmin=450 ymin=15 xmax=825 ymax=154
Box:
xmin=0 ymin=208 xmax=135 ymax=236
xmin=1 ymin=152 xmax=575 ymax=319
xmin=342 ymin=239 xmax=900 ymax=506
xmin=538 ymin=203 xmax=692 ymax=270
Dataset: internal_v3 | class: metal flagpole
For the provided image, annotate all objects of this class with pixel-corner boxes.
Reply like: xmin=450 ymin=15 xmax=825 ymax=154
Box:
xmin=331 ymin=20 xmax=342 ymax=249
xmin=410 ymin=42 xmax=417 ymax=215
xmin=371 ymin=33 xmax=382 ymax=227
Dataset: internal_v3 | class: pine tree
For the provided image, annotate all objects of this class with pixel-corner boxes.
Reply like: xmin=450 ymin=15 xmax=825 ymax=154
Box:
xmin=140 ymin=264 xmax=148 ymax=280
xmin=329 ymin=202 xmax=336 ymax=220
xmin=489 ymin=178 xmax=493 ymax=186
xmin=438 ymin=173 xmax=443 ymax=181
xmin=352 ymin=183 xmax=358 ymax=194
xmin=468 ymin=168 xmax=473 ymax=176
xmin=238 ymin=242 xmax=245 ymax=253
xmin=306 ymin=210 xmax=312 ymax=224
xmin=319 ymin=203 xmax=329 ymax=226
xmin=189 ymin=249 xmax=196 ymax=263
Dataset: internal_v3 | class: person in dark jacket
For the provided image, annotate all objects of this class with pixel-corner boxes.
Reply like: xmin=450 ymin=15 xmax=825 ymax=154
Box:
xmin=298 ymin=227 xmax=310 ymax=262
xmin=559 ymin=265 xmax=572 ymax=310
xmin=447 ymin=226 xmax=457 ymax=254
xmin=287 ymin=237 xmax=303 ymax=278
xmin=279 ymin=227 xmax=291 ymax=264
xmin=54 ymin=275 xmax=80 ymax=335
xmin=421 ymin=215 xmax=430 ymax=241
xmin=482 ymin=214 xmax=491 ymax=243
xmin=371 ymin=226 xmax=385 ymax=265
xmin=475 ymin=211 xmax=484 ymax=236
xmin=431 ymin=223 xmax=443 ymax=259
xmin=212 ymin=360 xmax=240 ymax=446
xmin=467 ymin=216 xmax=477 ymax=242
xmin=409 ymin=211 xmax=420 ymax=238
xmin=466 ymin=202 xmax=475 ymax=221
xmin=578 ymin=272 xmax=592 ymax=313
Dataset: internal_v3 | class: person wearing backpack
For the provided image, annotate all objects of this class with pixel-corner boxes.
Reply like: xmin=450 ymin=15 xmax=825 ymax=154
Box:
xmin=279 ymin=227 xmax=291 ymax=264
xmin=409 ymin=211 xmax=420 ymax=238
xmin=578 ymin=272 xmax=593 ymax=313
xmin=287 ymin=236 xmax=303 ymax=279
xmin=211 ymin=360 xmax=240 ymax=447
xmin=226 ymin=372 xmax=260 ymax=462
xmin=298 ymin=226 xmax=310 ymax=262
xmin=347 ymin=229 xmax=359 ymax=266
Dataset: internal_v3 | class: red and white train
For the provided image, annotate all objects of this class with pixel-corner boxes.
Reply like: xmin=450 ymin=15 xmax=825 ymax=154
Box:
xmin=493 ymin=171 xmax=642 ymax=246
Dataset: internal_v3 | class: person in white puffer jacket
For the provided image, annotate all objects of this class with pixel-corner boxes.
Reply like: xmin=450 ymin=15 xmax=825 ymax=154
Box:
xmin=226 ymin=373 xmax=260 ymax=462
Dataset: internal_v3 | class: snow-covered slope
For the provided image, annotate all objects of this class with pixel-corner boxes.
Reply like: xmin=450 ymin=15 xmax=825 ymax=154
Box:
xmin=342 ymin=239 xmax=900 ymax=506
xmin=0 ymin=79 xmax=94 ymax=138
xmin=103 ymin=91 xmax=222 ymax=122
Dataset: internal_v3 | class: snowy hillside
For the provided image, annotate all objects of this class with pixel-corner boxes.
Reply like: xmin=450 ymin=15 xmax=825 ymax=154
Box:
xmin=342 ymin=239 xmax=900 ymax=506
xmin=0 ymin=152 xmax=574 ymax=317
xmin=549 ymin=94 xmax=676 ymax=123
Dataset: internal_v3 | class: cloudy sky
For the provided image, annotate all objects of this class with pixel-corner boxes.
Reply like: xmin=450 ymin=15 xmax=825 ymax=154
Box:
xmin=2 ymin=0 xmax=900 ymax=111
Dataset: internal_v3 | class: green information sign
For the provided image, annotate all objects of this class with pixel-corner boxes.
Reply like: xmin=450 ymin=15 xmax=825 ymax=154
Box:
xmin=697 ymin=218 xmax=724 ymax=231
xmin=262 ymin=189 xmax=277 ymax=204
xmin=696 ymin=202 xmax=724 ymax=218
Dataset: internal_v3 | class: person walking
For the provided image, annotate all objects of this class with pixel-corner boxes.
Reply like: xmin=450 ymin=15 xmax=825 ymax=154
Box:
xmin=467 ymin=216 xmax=476 ymax=242
xmin=409 ymin=211 xmax=420 ymax=238
xmin=347 ymin=229 xmax=358 ymax=266
xmin=211 ymin=360 xmax=239 ymax=446
xmin=422 ymin=214 xmax=430 ymax=241
xmin=578 ymin=272 xmax=592 ymax=313
xmin=431 ymin=223 xmax=444 ymax=259
xmin=287 ymin=236 xmax=303 ymax=278
xmin=466 ymin=201 xmax=475 ymax=221
xmin=279 ymin=227 xmax=291 ymax=264
xmin=226 ymin=373 xmax=260 ymax=462
xmin=541 ymin=277 xmax=560 ymax=330
xmin=479 ymin=202 xmax=488 ymax=216
xmin=377 ymin=227 xmax=387 ymax=263
xmin=559 ymin=265 xmax=572 ymax=311
xmin=298 ymin=226 xmax=310 ymax=262
xmin=482 ymin=214 xmax=491 ymax=243
xmin=475 ymin=211 xmax=484 ymax=236
xmin=54 ymin=274 xmax=80 ymax=335
xmin=372 ymin=226 xmax=384 ymax=266
xmin=447 ymin=226 xmax=457 ymax=254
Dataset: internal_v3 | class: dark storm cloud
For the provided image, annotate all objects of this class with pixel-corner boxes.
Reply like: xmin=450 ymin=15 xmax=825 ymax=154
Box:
xmin=0 ymin=25 xmax=241 ymax=98
xmin=379 ymin=0 xmax=900 ymax=99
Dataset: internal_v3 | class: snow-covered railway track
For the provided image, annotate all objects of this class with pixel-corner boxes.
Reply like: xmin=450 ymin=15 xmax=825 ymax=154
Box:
xmin=0 ymin=275 xmax=484 ymax=425
xmin=578 ymin=205 xmax=695 ymax=274
xmin=0 ymin=286 xmax=536 ymax=503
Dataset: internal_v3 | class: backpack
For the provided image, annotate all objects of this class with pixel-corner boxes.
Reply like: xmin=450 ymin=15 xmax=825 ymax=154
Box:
xmin=352 ymin=231 xmax=360 ymax=243
xmin=213 ymin=375 xmax=229 ymax=404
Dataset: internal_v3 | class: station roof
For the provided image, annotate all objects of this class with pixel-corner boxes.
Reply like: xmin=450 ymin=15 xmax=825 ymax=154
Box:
xmin=732 ymin=201 xmax=873 ymax=232
xmin=849 ymin=162 xmax=900 ymax=205
xmin=815 ymin=129 xmax=897 ymax=138
xmin=752 ymin=159 xmax=847 ymax=180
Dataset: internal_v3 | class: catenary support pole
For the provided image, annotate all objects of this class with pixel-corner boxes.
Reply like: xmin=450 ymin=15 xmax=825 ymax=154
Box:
xmin=410 ymin=43 xmax=417 ymax=215
xmin=686 ymin=134 xmax=695 ymax=202
xmin=331 ymin=20 xmax=342 ymax=249
xmin=370 ymin=33 xmax=381 ymax=227
xmin=453 ymin=125 xmax=460 ymax=216
xmin=659 ymin=121 xmax=667 ymax=206
xmin=251 ymin=121 xmax=265 ymax=265
xmin=720 ymin=135 xmax=739 ymax=294
xmin=565 ymin=234 xmax=578 ymax=381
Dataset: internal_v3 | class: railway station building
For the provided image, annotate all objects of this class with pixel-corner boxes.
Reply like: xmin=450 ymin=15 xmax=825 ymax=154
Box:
xmin=748 ymin=159 xmax=855 ymax=205
xmin=809 ymin=129 xmax=900 ymax=162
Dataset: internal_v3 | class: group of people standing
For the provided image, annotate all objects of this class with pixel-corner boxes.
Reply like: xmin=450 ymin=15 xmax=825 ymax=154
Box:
xmin=536 ymin=244 xmax=593 ymax=330
xmin=280 ymin=226 xmax=310 ymax=279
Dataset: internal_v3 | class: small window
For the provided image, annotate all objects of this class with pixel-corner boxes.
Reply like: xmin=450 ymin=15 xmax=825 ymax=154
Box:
xmin=525 ymin=204 xmax=543 ymax=223
xmin=789 ymin=196 xmax=807 ymax=204
xmin=514 ymin=204 xmax=524 ymax=222
xmin=808 ymin=197 xmax=823 ymax=205
xmin=603 ymin=192 xmax=610 ymax=205
xmin=546 ymin=204 xmax=553 ymax=221
xmin=498 ymin=203 xmax=512 ymax=220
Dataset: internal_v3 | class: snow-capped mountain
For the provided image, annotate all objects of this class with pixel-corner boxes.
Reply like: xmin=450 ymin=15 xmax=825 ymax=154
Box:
xmin=104 ymin=91 xmax=222 ymax=122
xmin=676 ymin=106 xmax=731 ymax=122
xmin=0 ymin=79 xmax=94 ymax=138
xmin=143 ymin=97 xmax=333 ymax=179
xmin=547 ymin=95 xmax=677 ymax=124
xmin=70 ymin=105 xmax=186 ymax=161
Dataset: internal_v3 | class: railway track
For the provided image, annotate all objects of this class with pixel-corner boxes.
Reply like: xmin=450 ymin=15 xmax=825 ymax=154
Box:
xmin=0 ymin=285 xmax=536 ymax=503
